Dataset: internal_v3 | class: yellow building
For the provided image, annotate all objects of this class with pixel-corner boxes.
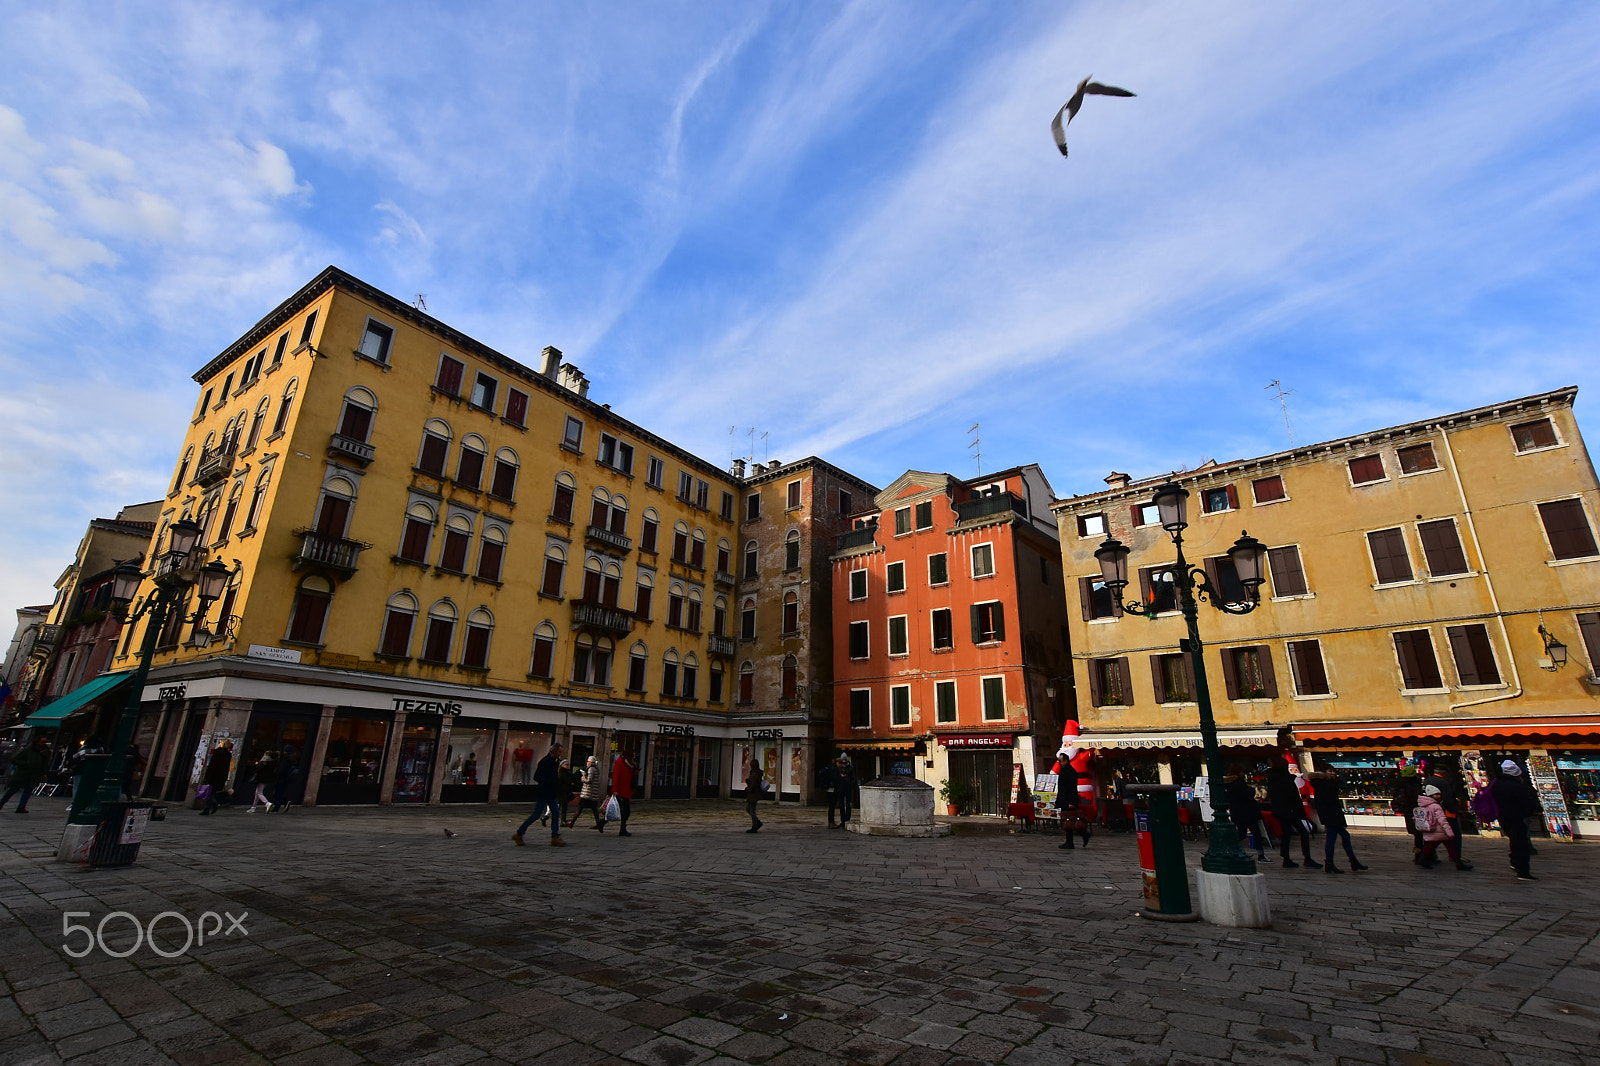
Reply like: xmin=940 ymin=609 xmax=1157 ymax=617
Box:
xmin=1052 ymin=388 xmax=1600 ymax=837
xmin=112 ymin=267 xmax=856 ymax=808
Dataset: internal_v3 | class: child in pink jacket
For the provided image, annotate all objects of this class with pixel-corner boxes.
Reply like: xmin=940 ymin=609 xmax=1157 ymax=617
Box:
xmin=1417 ymin=785 xmax=1473 ymax=870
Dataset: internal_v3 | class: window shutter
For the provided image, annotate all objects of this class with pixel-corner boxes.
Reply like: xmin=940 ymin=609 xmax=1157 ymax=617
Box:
xmin=1087 ymin=660 xmax=1103 ymax=707
xmin=1368 ymin=529 xmax=1412 ymax=583
xmin=1225 ymin=484 xmax=1238 ymax=510
xmin=1539 ymin=499 xmax=1599 ymax=560
xmin=1577 ymin=613 xmax=1600 ymax=671
xmin=1138 ymin=567 xmax=1154 ymax=606
xmin=1149 ymin=655 xmax=1165 ymax=703
xmin=505 ymin=389 xmax=528 ymax=427
xmin=1259 ymin=646 xmax=1278 ymax=698
xmin=970 ymin=605 xmax=983 ymax=644
xmin=436 ymin=357 xmax=464 ymax=395
xmin=1079 ymin=577 xmax=1094 ymax=621
xmin=1418 ymin=520 xmax=1468 ymax=575
xmin=1220 ymin=648 xmax=1240 ymax=701
xmin=1130 ymin=505 xmax=1143 ymax=527
xmin=1203 ymin=558 xmax=1222 ymax=610
xmin=1267 ymin=546 xmax=1307 ymax=596
xmin=1446 ymin=626 xmax=1480 ymax=686
xmin=990 ymin=603 xmax=1005 ymax=642
xmin=1115 ymin=658 xmax=1133 ymax=706
xmin=1182 ymin=649 xmax=1197 ymax=699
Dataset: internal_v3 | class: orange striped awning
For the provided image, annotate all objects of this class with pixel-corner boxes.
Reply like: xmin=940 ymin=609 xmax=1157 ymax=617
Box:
xmin=1293 ymin=715 xmax=1600 ymax=746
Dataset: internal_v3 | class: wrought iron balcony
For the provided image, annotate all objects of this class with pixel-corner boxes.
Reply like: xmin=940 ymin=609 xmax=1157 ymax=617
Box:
xmin=194 ymin=443 xmax=237 ymax=487
xmin=327 ymin=432 xmax=375 ymax=467
xmin=707 ymin=635 xmax=737 ymax=658
xmin=30 ymin=624 xmax=62 ymax=657
xmin=836 ymin=526 xmax=879 ymax=551
xmin=954 ymin=491 xmax=1027 ymax=523
xmin=291 ymin=529 xmax=370 ymax=578
xmin=573 ymin=602 xmax=633 ymax=636
xmin=585 ymin=524 xmax=632 ymax=553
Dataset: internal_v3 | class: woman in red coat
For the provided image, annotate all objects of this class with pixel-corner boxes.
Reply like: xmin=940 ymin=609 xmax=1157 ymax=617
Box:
xmin=609 ymin=752 xmax=635 ymax=837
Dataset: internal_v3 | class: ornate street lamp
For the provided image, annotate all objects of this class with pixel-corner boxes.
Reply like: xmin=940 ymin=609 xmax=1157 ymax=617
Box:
xmin=1094 ymin=481 xmax=1268 ymax=879
xmin=67 ymin=526 xmax=238 ymax=833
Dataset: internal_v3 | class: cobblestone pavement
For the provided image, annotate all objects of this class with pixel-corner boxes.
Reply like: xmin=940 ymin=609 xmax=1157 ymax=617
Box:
xmin=2 ymin=796 xmax=1597 ymax=1065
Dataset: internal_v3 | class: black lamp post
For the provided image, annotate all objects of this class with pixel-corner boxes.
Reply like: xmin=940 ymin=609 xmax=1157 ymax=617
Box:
xmin=1093 ymin=481 xmax=1268 ymax=876
xmin=67 ymin=520 xmax=234 ymax=828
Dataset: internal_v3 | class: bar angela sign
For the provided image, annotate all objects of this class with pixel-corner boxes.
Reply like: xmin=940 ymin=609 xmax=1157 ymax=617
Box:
xmin=937 ymin=734 xmax=1014 ymax=749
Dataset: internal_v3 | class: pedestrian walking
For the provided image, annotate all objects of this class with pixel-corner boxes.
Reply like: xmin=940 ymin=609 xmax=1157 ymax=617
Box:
xmin=1424 ymin=761 xmax=1467 ymax=863
xmin=1416 ymin=785 xmax=1473 ymax=870
xmin=0 ymin=738 xmax=49 ymax=813
xmin=574 ymin=755 xmax=606 ymax=830
xmin=820 ymin=758 xmax=840 ymax=828
xmin=199 ymin=740 xmax=233 ymax=815
xmin=1056 ymin=747 xmax=1091 ymax=849
xmin=834 ymin=756 xmax=857 ymax=829
xmin=1392 ymin=765 xmax=1425 ymax=863
xmin=558 ymin=758 xmax=581 ymax=827
xmin=745 ymin=759 xmax=765 ymax=832
xmin=272 ymin=745 xmax=301 ymax=812
xmin=1224 ymin=767 xmax=1274 ymax=863
xmin=512 ymin=743 xmax=566 ymax=846
xmin=1307 ymin=770 xmax=1368 ymax=873
xmin=1489 ymin=760 xmax=1541 ymax=881
xmin=1266 ymin=760 xmax=1319 ymax=868
xmin=248 ymin=749 xmax=278 ymax=811
xmin=610 ymin=749 xmax=635 ymax=836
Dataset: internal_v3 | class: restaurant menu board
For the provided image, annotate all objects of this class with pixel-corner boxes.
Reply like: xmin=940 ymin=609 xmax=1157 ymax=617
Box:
xmin=1033 ymin=773 xmax=1059 ymax=815
xmin=1526 ymin=753 xmax=1575 ymax=841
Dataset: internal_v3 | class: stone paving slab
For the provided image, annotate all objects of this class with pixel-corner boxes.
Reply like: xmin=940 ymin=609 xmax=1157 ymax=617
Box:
xmin=2 ymin=797 xmax=1598 ymax=1064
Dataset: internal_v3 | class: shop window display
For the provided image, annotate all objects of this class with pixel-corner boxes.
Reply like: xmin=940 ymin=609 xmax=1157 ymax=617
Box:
xmin=1318 ymin=753 xmax=1403 ymax=821
xmin=499 ymin=729 xmax=551 ymax=803
xmin=697 ymin=737 xmax=722 ymax=797
xmin=1554 ymin=751 xmax=1600 ymax=833
xmin=391 ymin=722 xmax=439 ymax=803
xmin=320 ymin=715 xmax=388 ymax=805
xmin=440 ymin=723 xmax=495 ymax=803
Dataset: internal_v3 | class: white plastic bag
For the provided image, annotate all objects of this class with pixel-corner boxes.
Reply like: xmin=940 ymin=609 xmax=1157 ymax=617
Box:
xmin=604 ymin=795 xmax=621 ymax=822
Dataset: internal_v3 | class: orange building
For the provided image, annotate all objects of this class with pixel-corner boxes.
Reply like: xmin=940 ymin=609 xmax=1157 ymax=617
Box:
xmin=829 ymin=466 xmax=1073 ymax=813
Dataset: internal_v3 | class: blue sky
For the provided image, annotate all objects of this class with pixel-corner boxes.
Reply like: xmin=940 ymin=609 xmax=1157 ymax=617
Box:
xmin=2 ymin=2 xmax=1598 ymax=615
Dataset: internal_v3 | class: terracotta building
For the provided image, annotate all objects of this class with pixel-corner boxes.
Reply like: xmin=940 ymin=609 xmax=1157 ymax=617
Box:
xmin=830 ymin=466 xmax=1073 ymax=813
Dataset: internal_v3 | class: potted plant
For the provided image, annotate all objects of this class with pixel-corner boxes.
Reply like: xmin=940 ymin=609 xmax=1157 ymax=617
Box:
xmin=938 ymin=777 xmax=974 ymax=816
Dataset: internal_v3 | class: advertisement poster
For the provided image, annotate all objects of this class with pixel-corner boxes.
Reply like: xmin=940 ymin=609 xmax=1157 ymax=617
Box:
xmin=1461 ymin=750 xmax=1495 ymax=829
xmin=1527 ymin=753 xmax=1575 ymax=841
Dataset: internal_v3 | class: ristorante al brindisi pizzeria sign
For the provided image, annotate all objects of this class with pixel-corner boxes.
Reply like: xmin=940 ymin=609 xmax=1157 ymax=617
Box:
xmin=392 ymin=696 xmax=465 ymax=716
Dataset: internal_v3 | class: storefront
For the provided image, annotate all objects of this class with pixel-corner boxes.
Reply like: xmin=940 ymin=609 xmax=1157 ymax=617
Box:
xmin=696 ymin=736 xmax=722 ymax=798
xmin=1554 ymin=751 xmax=1600 ymax=837
xmin=318 ymin=709 xmax=390 ymax=805
xmin=440 ymin=717 xmax=496 ymax=803
xmin=939 ymin=735 xmax=1017 ymax=816
xmin=652 ymin=727 xmax=694 ymax=799
xmin=235 ymin=700 xmax=319 ymax=805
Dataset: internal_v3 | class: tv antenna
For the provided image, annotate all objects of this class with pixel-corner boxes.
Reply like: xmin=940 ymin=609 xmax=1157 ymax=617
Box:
xmin=412 ymin=294 xmax=428 ymax=311
xmin=1266 ymin=380 xmax=1295 ymax=447
xmin=968 ymin=422 xmax=982 ymax=475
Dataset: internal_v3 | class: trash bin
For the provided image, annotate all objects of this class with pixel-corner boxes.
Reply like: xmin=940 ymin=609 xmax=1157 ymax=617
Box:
xmin=89 ymin=801 xmax=154 ymax=867
xmin=1126 ymin=784 xmax=1197 ymax=922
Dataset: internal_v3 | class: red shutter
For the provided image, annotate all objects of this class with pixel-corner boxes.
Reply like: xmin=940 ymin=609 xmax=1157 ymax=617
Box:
xmin=455 ymin=448 xmax=484 ymax=491
xmin=504 ymin=388 xmax=528 ymax=427
xmin=541 ymin=559 xmax=563 ymax=597
xmin=476 ymin=541 xmax=503 ymax=582
xmin=591 ymin=499 xmax=609 ymax=528
xmin=380 ymin=610 xmax=413 ymax=657
xmin=401 ymin=518 xmax=430 ymax=561
xmin=531 ymin=637 xmax=554 ymax=678
xmin=1225 ymin=484 xmax=1238 ymax=510
xmin=435 ymin=356 xmax=464 ymax=396
xmin=552 ymin=485 xmax=573 ymax=522
xmin=288 ymin=590 xmax=329 ymax=644
xmin=491 ymin=461 xmax=516 ymax=500
xmin=463 ymin=626 xmax=490 ymax=669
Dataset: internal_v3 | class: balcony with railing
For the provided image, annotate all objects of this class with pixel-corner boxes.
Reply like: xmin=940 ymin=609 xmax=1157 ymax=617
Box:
xmin=585 ymin=524 xmax=632 ymax=554
xmin=29 ymin=624 xmax=62 ymax=657
xmin=573 ymin=602 xmax=633 ymax=636
xmin=707 ymin=635 xmax=737 ymax=658
xmin=836 ymin=525 xmax=879 ymax=551
xmin=954 ymin=491 xmax=1027 ymax=524
xmin=714 ymin=569 xmax=736 ymax=588
xmin=291 ymin=529 xmax=371 ymax=578
xmin=327 ymin=432 xmax=375 ymax=466
xmin=194 ymin=443 xmax=238 ymax=487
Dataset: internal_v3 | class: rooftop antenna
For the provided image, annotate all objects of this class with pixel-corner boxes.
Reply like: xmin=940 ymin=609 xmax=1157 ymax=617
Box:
xmin=759 ymin=430 xmax=770 ymax=463
xmin=1266 ymin=379 xmax=1295 ymax=447
xmin=412 ymin=294 xmax=428 ymax=311
xmin=968 ymin=422 xmax=982 ymax=475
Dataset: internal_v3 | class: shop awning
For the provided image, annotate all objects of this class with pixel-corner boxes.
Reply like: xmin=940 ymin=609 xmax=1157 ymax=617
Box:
xmin=1293 ymin=715 xmax=1600 ymax=746
xmin=838 ymin=740 xmax=920 ymax=752
xmin=1077 ymin=729 xmax=1280 ymax=750
xmin=24 ymin=671 xmax=133 ymax=727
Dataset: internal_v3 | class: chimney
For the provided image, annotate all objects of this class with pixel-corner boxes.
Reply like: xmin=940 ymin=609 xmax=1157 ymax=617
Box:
xmin=1104 ymin=471 xmax=1132 ymax=490
xmin=557 ymin=363 xmax=589 ymax=399
xmin=731 ymin=458 xmax=746 ymax=478
xmin=539 ymin=346 xmax=562 ymax=378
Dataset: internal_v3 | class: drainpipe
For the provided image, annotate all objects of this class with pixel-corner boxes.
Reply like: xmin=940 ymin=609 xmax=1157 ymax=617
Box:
xmin=1441 ymin=428 xmax=1523 ymax=710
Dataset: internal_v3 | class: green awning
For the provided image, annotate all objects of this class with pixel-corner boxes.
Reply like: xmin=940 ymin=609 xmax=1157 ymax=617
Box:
xmin=25 ymin=671 xmax=134 ymax=727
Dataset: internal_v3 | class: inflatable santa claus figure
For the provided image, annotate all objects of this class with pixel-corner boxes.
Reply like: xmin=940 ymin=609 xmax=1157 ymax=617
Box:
xmin=1050 ymin=718 xmax=1097 ymax=818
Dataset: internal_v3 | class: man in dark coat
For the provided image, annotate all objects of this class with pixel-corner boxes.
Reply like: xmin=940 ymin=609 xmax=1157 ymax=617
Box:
xmin=272 ymin=745 xmax=301 ymax=812
xmin=200 ymin=740 xmax=233 ymax=815
xmin=0 ymin=739 xmax=48 ymax=813
xmin=1308 ymin=770 xmax=1368 ymax=874
xmin=820 ymin=759 xmax=840 ymax=828
xmin=1225 ymin=768 xmax=1273 ymax=863
xmin=745 ymin=758 xmax=765 ymax=833
xmin=1056 ymin=747 xmax=1090 ymax=850
xmin=1266 ymin=761 xmax=1320 ymax=868
xmin=1392 ymin=766 xmax=1425 ymax=863
xmin=513 ymin=744 xmax=565 ymax=846
xmin=1489 ymin=760 xmax=1541 ymax=881
xmin=834 ymin=756 xmax=857 ymax=829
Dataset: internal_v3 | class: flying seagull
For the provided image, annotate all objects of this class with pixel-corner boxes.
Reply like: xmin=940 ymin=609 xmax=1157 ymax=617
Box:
xmin=1051 ymin=75 xmax=1136 ymax=158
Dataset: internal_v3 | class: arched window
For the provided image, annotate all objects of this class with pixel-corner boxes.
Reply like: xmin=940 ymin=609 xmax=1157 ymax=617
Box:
xmin=455 ymin=433 xmax=487 ymax=490
xmin=590 ymin=488 xmax=612 ymax=530
xmin=661 ymin=649 xmax=680 ymax=696
xmin=716 ymin=537 xmax=731 ymax=575
xmin=315 ymin=476 xmax=356 ymax=540
xmin=287 ymin=575 xmax=333 ymax=645
xmin=490 ymin=447 xmax=519 ymax=501
xmin=417 ymin=418 xmax=452 ymax=476
xmin=713 ymin=595 xmax=728 ymax=637
xmin=672 ymin=520 xmax=690 ymax=563
xmin=582 ymin=556 xmax=603 ymax=603
xmin=626 ymin=641 xmax=648 ymax=691
xmin=540 ymin=544 xmax=566 ymax=598
xmin=422 ymin=600 xmax=457 ymax=663
xmin=785 ymin=529 xmax=800 ymax=570
xmin=738 ymin=660 xmax=755 ymax=704
xmin=170 ymin=446 xmax=193 ymax=496
xmin=608 ymin=493 xmax=628 ymax=535
xmin=338 ymin=386 xmax=378 ymax=443
xmin=691 ymin=528 xmax=706 ymax=569
xmin=213 ymin=481 xmax=244 ymax=546
xmin=709 ymin=661 xmax=725 ymax=704
xmin=781 ymin=654 xmax=798 ymax=699
xmin=380 ymin=592 xmax=419 ymax=657
xmin=782 ymin=590 xmax=799 ymax=634
xmin=634 ymin=570 xmax=653 ymax=620
xmin=603 ymin=562 xmax=622 ymax=608
xmin=529 ymin=621 xmax=558 ymax=678
xmin=740 ymin=597 xmax=756 ymax=640
xmin=243 ymin=467 xmax=272 ymax=530
xmin=462 ymin=607 xmax=493 ymax=669
xmin=439 ymin=513 xmax=473 ymax=572
xmin=640 ymin=507 xmax=660 ymax=553
xmin=399 ymin=502 xmax=435 ymax=562
xmin=245 ymin=397 xmax=271 ymax=452
xmin=551 ymin=472 xmax=576 ymax=523
xmin=476 ymin=525 xmax=506 ymax=582
xmin=271 ymin=378 xmax=297 ymax=436
xmin=572 ymin=633 xmax=613 ymax=686
xmin=743 ymin=539 xmax=759 ymax=579
xmin=668 ymin=582 xmax=685 ymax=628
xmin=687 ymin=588 xmax=703 ymax=633
xmin=682 ymin=652 xmax=699 ymax=700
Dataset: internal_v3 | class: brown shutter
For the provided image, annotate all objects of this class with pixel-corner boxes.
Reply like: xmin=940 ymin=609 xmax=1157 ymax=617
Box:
xmin=505 ymin=389 xmax=528 ymax=427
xmin=1139 ymin=567 xmax=1154 ymax=606
xmin=1267 ymin=546 xmax=1307 ymax=596
xmin=1149 ymin=655 xmax=1165 ymax=704
xmin=1203 ymin=558 xmax=1222 ymax=610
xmin=1577 ymin=613 xmax=1600 ymax=671
xmin=1220 ymin=648 xmax=1240 ymax=701
xmin=1259 ymin=645 xmax=1278 ymax=698
xmin=1181 ymin=650 xmax=1197 ymax=700
xmin=1130 ymin=504 xmax=1142 ymax=527
xmin=1087 ymin=659 xmax=1103 ymax=707
xmin=1117 ymin=658 xmax=1133 ymax=706
xmin=1079 ymin=577 xmax=1094 ymax=621
xmin=1368 ymin=528 xmax=1412 ymax=583
xmin=1539 ymin=499 xmax=1599 ymax=560
xmin=1418 ymin=520 xmax=1468 ymax=575
xmin=1446 ymin=626 xmax=1479 ymax=685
